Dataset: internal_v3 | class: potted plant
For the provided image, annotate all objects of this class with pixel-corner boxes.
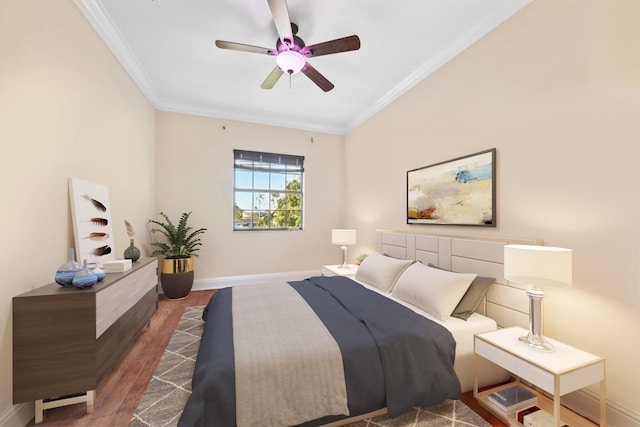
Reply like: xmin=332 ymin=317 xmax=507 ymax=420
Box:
xmin=356 ymin=253 xmax=369 ymax=265
xmin=148 ymin=211 xmax=207 ymax=299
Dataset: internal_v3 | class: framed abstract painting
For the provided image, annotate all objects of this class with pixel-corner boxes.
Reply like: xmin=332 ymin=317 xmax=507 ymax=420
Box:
xmin=407 ymin=148 xmax=496 ymax=226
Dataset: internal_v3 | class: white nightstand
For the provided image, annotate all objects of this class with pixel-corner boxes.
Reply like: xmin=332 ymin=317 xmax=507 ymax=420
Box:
xmin=321 ymin=264 xmax=358 ymax=278
xmin=474 ymin=326 xmax=605 ymax=427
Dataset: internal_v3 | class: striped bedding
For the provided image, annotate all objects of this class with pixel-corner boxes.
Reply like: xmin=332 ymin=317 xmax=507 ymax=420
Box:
xmin=178 ymin=275 xmax=461 ymax=427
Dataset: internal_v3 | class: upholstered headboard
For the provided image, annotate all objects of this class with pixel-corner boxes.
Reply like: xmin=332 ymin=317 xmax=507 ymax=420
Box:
xmin=375 ymin=230 xmax=542 ymax=329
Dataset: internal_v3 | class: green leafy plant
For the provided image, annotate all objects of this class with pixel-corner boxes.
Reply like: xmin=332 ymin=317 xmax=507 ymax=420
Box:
xmin=356 ymin=253 xmax=369 ymax=265
xmin=148 ymin=211 xmax=207 ymax=259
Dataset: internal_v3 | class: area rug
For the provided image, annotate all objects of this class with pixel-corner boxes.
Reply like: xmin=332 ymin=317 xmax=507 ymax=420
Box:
xmin=130 ymin=305 xmax=490 ymax=427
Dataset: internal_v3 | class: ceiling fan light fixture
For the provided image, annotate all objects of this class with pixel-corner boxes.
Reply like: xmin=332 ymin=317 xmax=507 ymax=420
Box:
xmin=215 ymin=0 xmax=360 ymax=91
xmin=276 ymin=50 xmax=305 ymax=74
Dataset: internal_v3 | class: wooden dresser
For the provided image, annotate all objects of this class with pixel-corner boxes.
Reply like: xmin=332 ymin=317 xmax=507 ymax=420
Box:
xmin=13 ymin=257 xmax=158 ymax=422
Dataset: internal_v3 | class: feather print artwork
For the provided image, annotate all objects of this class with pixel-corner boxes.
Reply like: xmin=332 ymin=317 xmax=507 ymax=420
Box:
xmin=124 ymin=220 xmax=135 ymax=237
xmin=86 ymin=217 xmax=108 ymax=226
xmin=93 ymin=245 xmax=112 ymax=256
xmin=81 ymin=194 xmax=107 ymax=212
xmin=84 ymin=232 xmax=109 ymax=241
xmin=70 ymin=179 xmax=116 ymax=265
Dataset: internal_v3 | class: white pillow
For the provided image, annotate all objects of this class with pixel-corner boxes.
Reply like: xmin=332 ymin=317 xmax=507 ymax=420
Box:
xmin=391 ymin=262 xmax=476 ymax=320
xmin=355 ymin=252 xmax=413 ymax=293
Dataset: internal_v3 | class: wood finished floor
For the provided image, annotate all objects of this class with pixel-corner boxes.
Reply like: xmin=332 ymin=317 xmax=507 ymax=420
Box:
xmin=29 ymin=290 xmax=505 ymax=427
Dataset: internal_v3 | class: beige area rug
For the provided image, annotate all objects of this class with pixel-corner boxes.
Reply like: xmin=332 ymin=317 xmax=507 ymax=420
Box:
xmin=130 ymin=306 xmax=490 ymax=427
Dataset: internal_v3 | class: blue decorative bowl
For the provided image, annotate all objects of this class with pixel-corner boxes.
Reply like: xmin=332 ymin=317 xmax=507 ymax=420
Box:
xmin=72 ymin=272 xmax=98 ymax=288
xmin=54 ymin=270 xmax=78 ymax=287
xmin=72 ymin=260 xmax=98 ymax=288
xmin=55 ymin=248 xmax=83 ymax=287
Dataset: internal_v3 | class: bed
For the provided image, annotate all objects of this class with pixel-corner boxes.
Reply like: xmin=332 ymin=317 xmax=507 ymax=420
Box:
xmin=179 ymin=231 xmax=538 ymax=427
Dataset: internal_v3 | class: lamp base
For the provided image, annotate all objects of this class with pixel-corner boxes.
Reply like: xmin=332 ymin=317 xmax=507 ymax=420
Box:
xmin=519 ymin=334 xmax=555 ymax=352
xmin=338 ymin=245 xmax=348 ymax=268
xmin=520 ymin=286 xmax=555 ymax=352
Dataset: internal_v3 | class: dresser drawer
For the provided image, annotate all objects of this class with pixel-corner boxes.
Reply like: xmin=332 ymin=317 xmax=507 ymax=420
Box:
xmin=119 ymin=261 xmax=158 ymax=314
xmin=96 ymin=260 xmax=157 ymax=338
xmin=96 ymin=278 xmax=121 ymax=338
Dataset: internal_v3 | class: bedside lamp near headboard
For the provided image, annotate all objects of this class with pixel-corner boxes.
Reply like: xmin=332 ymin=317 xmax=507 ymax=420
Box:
xmin=332 ymin=229 xmax=357 ymax=268
xmin=504 ymin=244 xmax=572 ymax=352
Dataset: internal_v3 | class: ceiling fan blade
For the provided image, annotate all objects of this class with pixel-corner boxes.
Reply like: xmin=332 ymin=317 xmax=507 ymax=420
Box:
xmin=267 ymin=0 xmax=293 ymax=44
xmin=215 ymin=40 xmax=275 ymax=55
xmin=304 ymin=35 xmax=361 ymax=58
xmin=301 ymin=62 xmax=334 ymax=92
xmin=261 ymin=66 xmax=284 ymax=89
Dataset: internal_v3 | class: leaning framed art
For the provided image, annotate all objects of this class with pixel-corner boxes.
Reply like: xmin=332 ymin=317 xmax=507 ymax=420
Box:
xmin=68 ymin=178 xmax=117 ymax=266
xmin=407 ymin=148 xmax=496 ymax=226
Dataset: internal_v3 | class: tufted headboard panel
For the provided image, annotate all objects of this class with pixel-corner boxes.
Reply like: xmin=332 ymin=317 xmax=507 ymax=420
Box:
xmin=375 ymin=230 xmax=543 ymax=329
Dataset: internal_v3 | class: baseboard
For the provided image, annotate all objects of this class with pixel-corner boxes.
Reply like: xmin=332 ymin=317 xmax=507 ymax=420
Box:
xmin=192 ymin=269 xmax=321 ymax=290
xmin=0 ymin=402 xmax=32 ymax=427
xmin=563 ymin=388 xmax=639 ymax=427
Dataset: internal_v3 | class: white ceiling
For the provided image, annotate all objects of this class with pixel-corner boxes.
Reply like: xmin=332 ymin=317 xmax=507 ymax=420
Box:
xmin=73 ymin=0 xmax=532 ymax=135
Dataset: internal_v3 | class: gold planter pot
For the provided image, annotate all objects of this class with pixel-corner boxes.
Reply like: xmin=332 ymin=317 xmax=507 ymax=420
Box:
xmin=160 ymin=257 xmax=194 ymax=299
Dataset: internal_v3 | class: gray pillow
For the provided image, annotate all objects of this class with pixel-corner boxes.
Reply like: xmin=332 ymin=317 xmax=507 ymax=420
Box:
xmin=428 ymin=263 xmax=494 ymax=321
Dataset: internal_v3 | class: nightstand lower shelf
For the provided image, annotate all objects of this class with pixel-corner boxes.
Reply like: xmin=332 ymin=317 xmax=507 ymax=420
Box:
xmin=474 ymin=327 xmax=605 ymax=427
xmin=475 ymin=382 xmax=597 ymax=426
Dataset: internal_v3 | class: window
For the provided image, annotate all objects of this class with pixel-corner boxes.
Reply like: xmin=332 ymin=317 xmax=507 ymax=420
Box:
xmin=234 ymin=149 xmax=304 ymax=231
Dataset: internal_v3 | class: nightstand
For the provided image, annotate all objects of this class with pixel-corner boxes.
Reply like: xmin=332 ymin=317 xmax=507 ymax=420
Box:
xmin=321 ymin=264 xmax=358 ymax=278
xmin=474 ymin=326 xmax=605 ymax=427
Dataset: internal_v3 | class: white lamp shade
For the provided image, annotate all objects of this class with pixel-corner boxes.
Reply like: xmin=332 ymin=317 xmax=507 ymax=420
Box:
xmin=504 ymin=244 xmax=572 ymax=288
xmin=332 ymin=229 xmax=356 ymax=245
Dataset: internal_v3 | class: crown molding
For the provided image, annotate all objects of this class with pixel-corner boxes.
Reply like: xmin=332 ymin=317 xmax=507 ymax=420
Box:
xmin=72 ymin=0 xmax=163 ymax=107
xmin=345 ymin=0 xmax=534 ymax=133
xmin=73 ymin=0 xmax=533 ymax=136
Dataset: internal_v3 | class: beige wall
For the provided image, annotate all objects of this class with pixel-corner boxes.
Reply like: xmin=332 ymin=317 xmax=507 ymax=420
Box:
xmin=3 ymin=0 xmax=639 ymax=424
xmin=0 ymin=0 xmax=156 ymax=423
xmin=154 ymin=111 xmax=347 ymax=278
xmin=345 ymin=0 xmax=640 ymax=417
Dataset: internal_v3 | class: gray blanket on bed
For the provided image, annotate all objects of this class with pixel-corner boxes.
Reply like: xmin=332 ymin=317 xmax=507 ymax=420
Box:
xmin=178 ymin=276 xmax=461 ymax=427
xmin=232 ymin=283 xmax=348 ymax=427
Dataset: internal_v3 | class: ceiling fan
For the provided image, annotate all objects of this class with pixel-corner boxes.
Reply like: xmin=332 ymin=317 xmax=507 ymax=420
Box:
xmin=215 ymin=0 xmax=361 ymax=92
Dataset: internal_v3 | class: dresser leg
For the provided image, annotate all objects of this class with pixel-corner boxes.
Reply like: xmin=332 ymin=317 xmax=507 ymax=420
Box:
xmin=87 ymin=390 xmax=95 ymax=414
xmin=35 ymin=400 xmax=44 ymax=424
xmin=33 ymin=390 xmax=96 ymax=423
xmin=600 ymin=377 xmax=606 ymax=426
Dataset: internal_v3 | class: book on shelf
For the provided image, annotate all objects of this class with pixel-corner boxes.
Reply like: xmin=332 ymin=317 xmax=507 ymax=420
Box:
xmin=517 ymin=406 xmax=569 ymax=427
xmin=517 ymin=406 xmax=542 ymax=423
xmin=487 ymin=384 xmax=537 ymax=414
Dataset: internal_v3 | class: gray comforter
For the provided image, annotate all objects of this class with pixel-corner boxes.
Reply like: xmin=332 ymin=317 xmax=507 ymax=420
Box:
xmin=232 ymin=282 xmax=349 ymax=426
xmin=178 ymin=275 xmax=461 ymax=427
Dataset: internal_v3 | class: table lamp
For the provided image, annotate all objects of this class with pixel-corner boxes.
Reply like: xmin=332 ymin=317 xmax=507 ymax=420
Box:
xmin=504 ymin=244 xmax=572 ymax=352
xmin=331 ymin=229 xmax=356 ymax=268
